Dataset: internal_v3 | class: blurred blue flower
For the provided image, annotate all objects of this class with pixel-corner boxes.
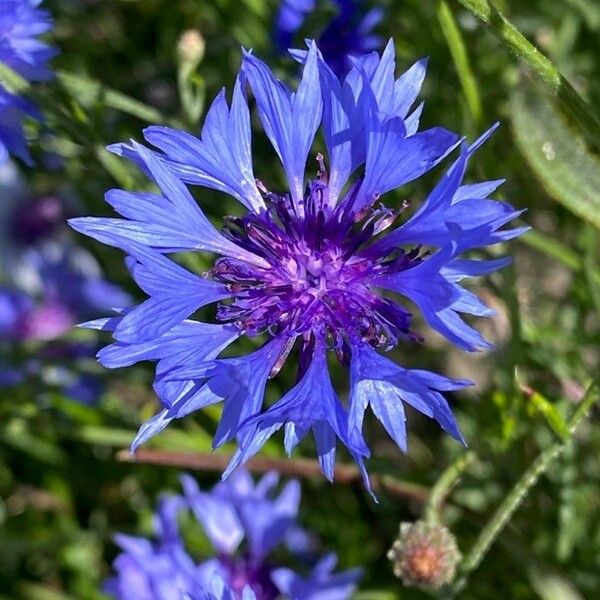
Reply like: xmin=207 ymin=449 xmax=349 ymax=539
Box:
xmin=0 ymin=183 xmax=131 ymax=404
xmin=275 ymin=0 xmax=382 ymax=76
xmin=0 ymin=0 xmax=57 ymax=164
xmin=72 ymin=42 xmax=524 ymax=491
xmin=105 ymin=470 xmax=361 ymax=600
xmin=275 ymin=0 xmax=315 ymax=51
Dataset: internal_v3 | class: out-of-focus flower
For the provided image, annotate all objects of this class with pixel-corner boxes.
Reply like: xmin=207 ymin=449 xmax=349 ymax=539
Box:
xmin=0 ymin=171 xmax=131 ymax=404
xmin=387 ymin=521 xmax=461 ymax=590
xmin=9 ymin=194 xmax=64 ymax=244
xmin=105 ymin=470 xmax=361 ymax=599
xmin=275 ymin=0 xmax=382 ymax=76
xmin=0 ymin=0 xmax=57 ymax=164
xmin=0 ymin=242 xmax=130 ymax=341
xmin=187 ymin=576 xmax=257 ymax=600
xmin=275 ymin=0 xmax=315 ymax=51
xmin=72 ymin=41 xmax=524 ymax=491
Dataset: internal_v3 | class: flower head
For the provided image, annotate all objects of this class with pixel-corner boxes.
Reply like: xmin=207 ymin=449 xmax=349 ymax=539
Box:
xmin=105 ymin=470 xmax=361 ymax=600
xmin=72 ymin=42 xmax=524 ymax=492
xmin=387 ymin=521 xmax=461 ymax=590
xmin=275 ymin=0 xmax=382 ymax=77
xmin=0 ymin=0 xmax=57 ymax=164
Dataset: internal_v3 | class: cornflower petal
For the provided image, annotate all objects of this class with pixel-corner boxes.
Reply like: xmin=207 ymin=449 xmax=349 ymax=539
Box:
xmin=109 ymin=77 xmax=264 ymax=213
xmin=242 ymin=43 xmax=322 ymax=211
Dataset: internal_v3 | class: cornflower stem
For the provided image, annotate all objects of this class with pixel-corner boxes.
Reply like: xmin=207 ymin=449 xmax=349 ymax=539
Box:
xmin=117 ymin=449 xmax=430 ymax=503
xmin=451 ymin=0 xmax=600 ymax=145
xmin=424 ymin=451 xmax=477 ymax=525
xmin=443 ymin=381 xmax=600 ymax=597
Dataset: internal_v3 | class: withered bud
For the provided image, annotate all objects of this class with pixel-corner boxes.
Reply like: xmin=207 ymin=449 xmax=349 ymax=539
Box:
xmin=387 ymin=521 xmax=461 ymax=590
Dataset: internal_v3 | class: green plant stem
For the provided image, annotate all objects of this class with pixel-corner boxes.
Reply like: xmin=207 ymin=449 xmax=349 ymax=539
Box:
xmin=436 ymin=1 xmax=483 ymax=127
xmin=451 ymin=0 xmax=600 ymax=144
xmin=444 ymin=381 xmax=599 ymax=596
xmin=425 ymin=451 xmax=477 ymax=524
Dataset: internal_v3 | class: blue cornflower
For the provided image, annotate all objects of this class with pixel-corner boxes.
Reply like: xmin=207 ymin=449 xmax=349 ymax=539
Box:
xmin=72 ymin=42 xmax=525 ymax=491
xmin=275 ymin=0 xmax=382 ymax=76
xmin=0 ymin=0 xmax=57 ymax=164
xmin=105 ymin=470 xmax=361 ymax=600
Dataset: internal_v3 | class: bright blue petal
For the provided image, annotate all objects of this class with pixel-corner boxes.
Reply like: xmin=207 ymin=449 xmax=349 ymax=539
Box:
xmin=357 ymin=119 xmax=459 ymax=211
xmin=228 ymin=343 xmax=358 ymax=482
xmin=109 ymin=77 xmax=264 ymax=213
xmin=88 ymin=145 xmax=266 ymax=266
xmin=242 ymin=43 xmax=322 ymax=210
xmin=349 ymin=341 xmax=468 ymax=447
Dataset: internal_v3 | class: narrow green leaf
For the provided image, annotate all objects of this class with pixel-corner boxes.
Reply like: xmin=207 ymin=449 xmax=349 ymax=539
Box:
xmin=0 ymin=63 xmax=29 ymax=93
xmin=95 ymin=146 xmax=139 ymax=189
xmin=451 ymin=0 xmax=600 ymax=145
xmin=515 ymin=370 xmax=570 ymax=442
xmin=511 ymin=90 xmax=600 ymax=229
xmin=0 ymin=422 xmax=65 ymax=466
xmin=58 ymin=71 xmax=165 ymax=123
xmin=436 ymin=1 xmax=483 ymax=126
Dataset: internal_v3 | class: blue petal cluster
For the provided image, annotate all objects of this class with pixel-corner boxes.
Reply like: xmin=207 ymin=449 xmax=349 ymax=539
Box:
xmin=105 ymin=470 xmax=361 ymax=600
xmin=275 ymin=0 xmax=382 ymax=76
xmin=0 ymin=0 xmax=57 ymax=164
xmin=72 ymin=42 xmax=525 ymax=491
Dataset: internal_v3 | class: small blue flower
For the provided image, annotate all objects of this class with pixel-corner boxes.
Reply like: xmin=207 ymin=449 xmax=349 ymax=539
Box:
xmin=275 ymin=0 xmax=383 ymax=76
xmin=0 ymin=0 xmax=57 ymax=164
xmin=72 ymin=42 xmax=525 ymax=492
xmin=105 ymin=470 xmax=361 ymax=600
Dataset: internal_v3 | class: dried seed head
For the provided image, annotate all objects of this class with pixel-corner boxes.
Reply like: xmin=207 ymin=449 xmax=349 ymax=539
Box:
xmin=387 ymin=521 xmax=461 ymax=590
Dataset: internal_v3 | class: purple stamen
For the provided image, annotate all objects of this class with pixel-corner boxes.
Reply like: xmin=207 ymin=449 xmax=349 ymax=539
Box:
xmin=212 ymin=167 xmax=417 ymax=357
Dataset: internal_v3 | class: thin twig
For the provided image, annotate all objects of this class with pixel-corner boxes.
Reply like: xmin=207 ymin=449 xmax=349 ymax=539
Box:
xmin=116 ymin=449 xmax=430 ymax=503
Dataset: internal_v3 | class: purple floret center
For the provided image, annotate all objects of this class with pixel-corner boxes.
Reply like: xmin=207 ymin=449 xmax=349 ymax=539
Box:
xmin=211 ymin=168 xmax=419 ymax=353
xmin=220 ymin=554 xmax=279 ymax=600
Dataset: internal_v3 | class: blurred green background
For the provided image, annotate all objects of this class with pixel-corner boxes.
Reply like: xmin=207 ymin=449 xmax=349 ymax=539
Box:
xmin=1 ymin=1 xmax=599 ymax=598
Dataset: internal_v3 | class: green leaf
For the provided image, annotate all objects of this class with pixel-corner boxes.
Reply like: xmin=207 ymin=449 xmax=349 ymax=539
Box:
xmin=0 ymin=421 xmax=65 ymax=466
xmin=451 ymin=0 xmax=600 ymax=146
xmin=529 ymin=569 xmax=584 ymax=600
xmin=436 ymin=1 xmax=483 ymax=126
xmin=511 ymin=89 xmax=600 ymax=229
xmin=0 ymin=63 xmax=29 ymax=94
xmin=57 ymin=71 xmax=165 ymax=123
xmin=516 ymin=369 xmax=570 ymax=442
xmin=353 ymin=593 xmax=397 ymax=600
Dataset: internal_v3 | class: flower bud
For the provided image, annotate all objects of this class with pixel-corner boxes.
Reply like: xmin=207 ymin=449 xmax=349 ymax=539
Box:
xmin=177 ymin=29 xmax=205 ymax=66
xmin=387 ymin=521 xmax=461 ymax=590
